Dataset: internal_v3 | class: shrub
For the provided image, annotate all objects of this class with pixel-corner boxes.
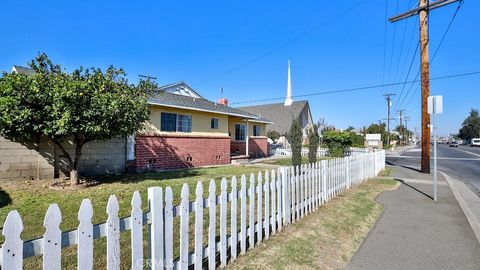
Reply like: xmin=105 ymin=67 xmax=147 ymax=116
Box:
xmin=288 ymin=119 xmax=303 ymax=172
xmin=323 ymin=131 xmax=353 ymax=157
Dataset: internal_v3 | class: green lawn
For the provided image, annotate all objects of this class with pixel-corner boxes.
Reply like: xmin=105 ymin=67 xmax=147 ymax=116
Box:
xmin=0 ymin=165 xmax=267 ymax=269
xmin=261 ymin=156 xmax=328 ymax=166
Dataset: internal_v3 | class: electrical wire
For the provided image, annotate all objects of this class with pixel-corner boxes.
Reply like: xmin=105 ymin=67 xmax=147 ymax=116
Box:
xmin=230 ymin=70 xmax=480 ymax=105
xmin=195 ymin=0 xmax=367 ymax=86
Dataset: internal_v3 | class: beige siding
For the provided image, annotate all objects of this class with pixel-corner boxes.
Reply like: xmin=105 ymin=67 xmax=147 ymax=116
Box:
xmin=228 ymin=117 xmax=267 ymax=141
xmin=141 ymin=105 xmax=229 ymax=137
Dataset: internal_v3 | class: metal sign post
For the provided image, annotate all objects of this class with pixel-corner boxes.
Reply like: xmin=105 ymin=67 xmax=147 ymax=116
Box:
xmin=428 ymin=95 xmax=443 ymax=202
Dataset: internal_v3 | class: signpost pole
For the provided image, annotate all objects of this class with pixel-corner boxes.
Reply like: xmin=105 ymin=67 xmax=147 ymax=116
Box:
xmin=433 ymin=114 xmax=438 ymax=202
xmin=428 ymin=95 xmax=442 ymax=202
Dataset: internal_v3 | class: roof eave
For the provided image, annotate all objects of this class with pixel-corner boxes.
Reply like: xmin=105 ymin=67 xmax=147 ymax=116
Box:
xmin=148 ymin=100 xmax=259 ymax=119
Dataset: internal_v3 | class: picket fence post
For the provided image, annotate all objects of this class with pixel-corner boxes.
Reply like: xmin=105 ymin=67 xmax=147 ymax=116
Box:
xmin=1 ymin=210 xmax=23 ymax=270
xmin=240 ymin=175 xmax=247 ymax=255
xmin=208 ymin=180 xmax=216 ymax=269
xmin=148 ymin=187 xmax=164 ymax=270
xmin=165 ymin=187 xmax=174 ymax=270
xmin=231 ymin=176 xmax=238 ymax=261
xmin=220 ymin=178 xmax=228 ymax=268
xmin=131 ymin=192 xmax=143 ymax=270
xmin=180 ymin=184 xmax=189 ymax=270
xmin=43 ymin=203 xmax=62 ymax=270
xmin=78 ymin=199 xmax=93 ymax=270
xmin=194 ymin=182 xmax=204 ymax=269
xmin=106 ymin=195 xmax=120 ymax=270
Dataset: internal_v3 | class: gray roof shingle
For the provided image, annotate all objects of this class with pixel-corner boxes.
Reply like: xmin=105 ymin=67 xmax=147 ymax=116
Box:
xmin=148 ymin=91 xmax=271 ymax=122
xmin=238 ymin=101 xmax=310 ymax=135
xmin=12 ymin=65 xmax=35 ymax=76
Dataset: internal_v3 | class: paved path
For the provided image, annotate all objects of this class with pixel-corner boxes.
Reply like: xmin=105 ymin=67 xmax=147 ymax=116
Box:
xmin=347 ymin=165 xmax=480 ymax=270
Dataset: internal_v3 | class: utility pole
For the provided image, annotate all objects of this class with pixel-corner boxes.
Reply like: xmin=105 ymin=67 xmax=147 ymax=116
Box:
xmin=389 ymin=0 xmax=461 ymax=173
xmin=397 ymin=110 xmax=406 ymax=145
xmin=404 ymin=116 xmax=412 ymax=145
xmin=383 ymin=93 xmax=396 ymax=149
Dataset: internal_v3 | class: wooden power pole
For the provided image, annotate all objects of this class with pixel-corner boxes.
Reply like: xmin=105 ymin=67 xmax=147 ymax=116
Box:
xmin=383 ymin=93 xmax=396 ymax=148
xmin=389 ymin=0 xmax=461 ymax=173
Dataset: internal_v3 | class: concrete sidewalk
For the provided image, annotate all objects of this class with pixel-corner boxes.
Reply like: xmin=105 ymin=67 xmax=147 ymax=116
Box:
xmin=347 ymin=165 xmax=480 ymax=270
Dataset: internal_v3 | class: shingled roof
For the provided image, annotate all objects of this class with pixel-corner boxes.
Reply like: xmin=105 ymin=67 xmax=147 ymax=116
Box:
xmin=238 ymin=100 xmax=311 ymax=135
xmin=11 ymin=65 xmax=35 ymax=76
xmin=148 ymin=91 xmax=271 ymax=122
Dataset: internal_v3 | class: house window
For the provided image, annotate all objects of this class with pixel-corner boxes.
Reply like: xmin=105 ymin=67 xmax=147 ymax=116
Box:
xmin=211 ymin=118 xmax=219 ymax=129
xmin=253 ymin=125 xmax=260 ymax=136
xmin=235 ymin=124 xmax=246 ymax=141
xmin=177 ymin=114 xmax=192 ymax=132
xmin=161 ymin=112 xmax=192 ymax=132
xmin=161 ymin=112 xmax=177 ymax=132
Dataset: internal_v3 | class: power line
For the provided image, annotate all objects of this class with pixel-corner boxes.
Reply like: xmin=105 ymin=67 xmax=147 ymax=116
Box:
xmin=401 ymin=0 xmax=464 ymax=109
xmin=195 ymin=0 xmax=367 ymax=86
xmin=381 ymin=0 xmax=388 ymax=94
xmin=230 ymin=70 xmax=480 ymax=105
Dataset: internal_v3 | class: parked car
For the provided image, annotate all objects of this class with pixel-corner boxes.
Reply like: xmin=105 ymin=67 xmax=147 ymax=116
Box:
xmin=471 ymin=138 xmax=480 ymax=147
xmin=449 ymin=141 xmax=459 ymax=147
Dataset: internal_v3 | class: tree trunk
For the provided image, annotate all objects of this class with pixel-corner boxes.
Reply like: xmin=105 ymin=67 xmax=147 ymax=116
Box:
xmin=71 ymin=142 xmax=83 ymax=185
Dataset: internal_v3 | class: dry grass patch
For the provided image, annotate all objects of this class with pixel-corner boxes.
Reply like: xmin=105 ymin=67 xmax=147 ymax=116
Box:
xmin=227 ymin=178 xmax=399 ymax=270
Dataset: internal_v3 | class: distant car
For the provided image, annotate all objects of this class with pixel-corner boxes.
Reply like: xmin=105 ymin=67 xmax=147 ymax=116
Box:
xmin=471 ymin=138 xmax=480 ymax=147
xmin=449 ymin=142 xmax=459 ymax=147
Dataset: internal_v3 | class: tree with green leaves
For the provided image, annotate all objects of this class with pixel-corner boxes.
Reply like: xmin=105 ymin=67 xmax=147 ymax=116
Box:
xmin=458 ymin=109 xmax=480 ymax=141
xmin=0 ymin=53 xmax=152 ymax=184
xmin=365 ymin=122 xmax=388 ymax=147
xmin=288 ymin=119 xmax=303 ymax=171
xmin=323 ymin=130 xmax=353 ymax=157
xmin=307 ymin=125 xmax=320 ymax=163
xmin=267 ymin=130 xmax=281 ymax=143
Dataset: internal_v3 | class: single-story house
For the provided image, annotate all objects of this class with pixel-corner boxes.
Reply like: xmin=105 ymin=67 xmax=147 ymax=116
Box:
xmin=0 ymin=65 xmax=272 ymax=179
xmin=129 ymin=82 xmax=272 ymax=171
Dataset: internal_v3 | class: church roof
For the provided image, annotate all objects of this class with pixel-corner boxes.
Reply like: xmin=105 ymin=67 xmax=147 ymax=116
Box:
xmin=238 ymin=100 xmax=311 ymax=135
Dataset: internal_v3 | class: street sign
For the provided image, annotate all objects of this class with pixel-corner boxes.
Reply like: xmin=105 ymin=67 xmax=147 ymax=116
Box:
xmin=428 ymin=95 xmax=443 ymax=115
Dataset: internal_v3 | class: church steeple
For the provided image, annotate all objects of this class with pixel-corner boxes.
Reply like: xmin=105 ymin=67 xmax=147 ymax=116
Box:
xmin=284 ymin=60 xmax=293 ymax=106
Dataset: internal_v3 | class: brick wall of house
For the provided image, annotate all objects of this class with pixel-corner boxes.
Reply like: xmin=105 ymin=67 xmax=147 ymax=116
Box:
xmin=230 ymin=137 xmax=269 ymax=157
xmin=135 ymin=135 xmax=231 ymax=170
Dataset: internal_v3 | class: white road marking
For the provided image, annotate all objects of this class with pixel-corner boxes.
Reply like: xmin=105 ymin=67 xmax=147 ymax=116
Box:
xmin=451 ymin=147 xmax=480 ymax=158
xmin=387 ymin=156 xmax=480 ymax=161
xmin=406 ymin=149 xmax=422 ymax=152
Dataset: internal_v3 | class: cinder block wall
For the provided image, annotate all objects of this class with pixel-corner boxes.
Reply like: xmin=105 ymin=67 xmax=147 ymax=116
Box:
xmin=0 ymin=136 xmax=126 ymax=180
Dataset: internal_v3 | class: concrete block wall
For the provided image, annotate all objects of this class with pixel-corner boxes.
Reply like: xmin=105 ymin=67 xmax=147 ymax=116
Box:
xmin=0 ymin=136 xmax=126 ymax=180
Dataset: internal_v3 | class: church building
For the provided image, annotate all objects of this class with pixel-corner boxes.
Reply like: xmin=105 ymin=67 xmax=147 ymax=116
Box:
xmin=238 ymin=61 xmax=314 ymax=146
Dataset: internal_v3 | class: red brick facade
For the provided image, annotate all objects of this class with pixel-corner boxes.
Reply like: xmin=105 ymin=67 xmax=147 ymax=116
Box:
xmin=230 ymin=137 xmax=269 ymax=158
xmin=135 ymin=135 xmax=231 ymax=170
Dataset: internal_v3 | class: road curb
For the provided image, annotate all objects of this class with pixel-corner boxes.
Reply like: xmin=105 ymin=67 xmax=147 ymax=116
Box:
xmin=441 ymin=171 xmax=480 ymax=243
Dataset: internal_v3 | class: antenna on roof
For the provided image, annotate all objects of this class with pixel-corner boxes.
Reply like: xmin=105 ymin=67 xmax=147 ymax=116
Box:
xmin=139 ymin=74 xmax=157 ymax=82
xmin=220 ymin=87 xmax=224 ymax=98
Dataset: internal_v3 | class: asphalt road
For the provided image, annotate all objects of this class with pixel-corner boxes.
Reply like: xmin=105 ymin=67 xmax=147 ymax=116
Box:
xmin=387 ymin=144 xmax=480 ymax=195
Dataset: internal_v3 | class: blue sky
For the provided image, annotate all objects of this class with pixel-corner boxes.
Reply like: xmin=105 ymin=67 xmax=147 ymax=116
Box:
xmin=1 ymin=0 xmax=479 ymax=136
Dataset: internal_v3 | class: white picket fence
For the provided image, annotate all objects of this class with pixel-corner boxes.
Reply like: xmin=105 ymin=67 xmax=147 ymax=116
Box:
xmin=0 ymin=151 xmax=385 ymax=270
xmin=271 ymin=146 xmax=369 ymax=157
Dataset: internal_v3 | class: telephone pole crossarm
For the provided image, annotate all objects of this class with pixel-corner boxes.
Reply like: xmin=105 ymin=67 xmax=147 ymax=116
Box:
xmin=389 ymin=0 xmax=461 ymax=22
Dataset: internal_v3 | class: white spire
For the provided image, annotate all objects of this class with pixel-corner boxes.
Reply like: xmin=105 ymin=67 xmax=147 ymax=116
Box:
xmin=284 ymin=60 xmax=293 ymax=106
